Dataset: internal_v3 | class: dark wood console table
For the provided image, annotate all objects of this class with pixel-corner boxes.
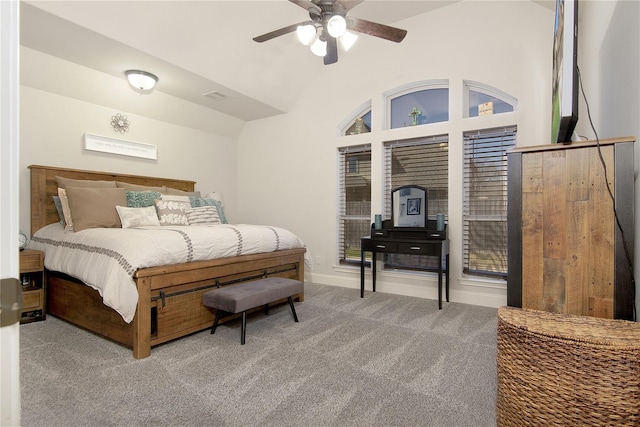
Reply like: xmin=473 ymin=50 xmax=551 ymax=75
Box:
xmin=360 ymin=230 xmax=449 ymax=309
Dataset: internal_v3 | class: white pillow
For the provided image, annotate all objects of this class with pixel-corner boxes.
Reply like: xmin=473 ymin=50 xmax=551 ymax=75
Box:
xmin=116 ymin=206 xmax=161 ymax=228
xmin=185 ymin=206 xmax=221 ymax=226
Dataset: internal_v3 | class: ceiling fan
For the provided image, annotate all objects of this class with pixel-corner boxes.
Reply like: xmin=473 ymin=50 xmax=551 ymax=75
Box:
xmin=253 ymin=0 xmax=407 ymax=65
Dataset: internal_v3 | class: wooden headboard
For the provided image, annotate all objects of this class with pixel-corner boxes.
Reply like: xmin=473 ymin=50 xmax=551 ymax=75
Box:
xmin=29 ymin=165 xmax=196 ymax=235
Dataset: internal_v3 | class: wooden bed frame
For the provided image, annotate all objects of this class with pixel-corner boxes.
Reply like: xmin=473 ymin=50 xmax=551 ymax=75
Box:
xmin=29 ymin=165 xmax=305 ymax=359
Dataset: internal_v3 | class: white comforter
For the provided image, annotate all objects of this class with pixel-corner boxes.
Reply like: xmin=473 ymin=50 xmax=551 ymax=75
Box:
xmin=29 ymin=223 xmax=307 ymax=323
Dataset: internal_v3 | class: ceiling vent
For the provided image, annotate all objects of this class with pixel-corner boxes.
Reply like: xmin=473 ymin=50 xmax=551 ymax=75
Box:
xmin=203 ymin=90 xmax=228 ymax=101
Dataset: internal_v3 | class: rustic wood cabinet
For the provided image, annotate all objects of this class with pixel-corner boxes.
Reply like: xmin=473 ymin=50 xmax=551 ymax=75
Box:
xmin=20 ymin=249 xmax=46 ymax=323
xmin=507 ymin=137 xmax=635 ymax=320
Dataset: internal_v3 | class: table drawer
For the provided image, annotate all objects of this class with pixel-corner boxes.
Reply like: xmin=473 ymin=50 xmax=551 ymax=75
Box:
xmin=370 ymin=229 xmax=388 ymax=238
xmin=366 ymin=241 xmax=398 ymax=253
xmin=397 ymin=242 xmax=438 ymax=256
xmin=20 ymin=250 xmax=44 ymax=272
xmin=22 ymin=289 xmax=43 ymax=310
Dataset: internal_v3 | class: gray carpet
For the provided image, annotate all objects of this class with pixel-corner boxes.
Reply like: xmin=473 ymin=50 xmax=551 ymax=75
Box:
xmin=19 ymin=282 xmax=498 ymax=427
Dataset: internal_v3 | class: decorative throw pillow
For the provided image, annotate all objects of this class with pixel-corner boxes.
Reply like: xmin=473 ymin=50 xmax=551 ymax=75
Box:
xmin=116 ymin=206 xmax=161 ymax=228
xmin=52 ymin=195 xmax=65 ymax=226
xmin=56 ymin=176 xmax=116 ymax=189
xmin=57 ymin=188 xmax=74 ymax=232
xmin=126 ymin=191 xmax=162 ymax=208
xmin=65 ymin=187 xmax=127 ymax=231
xmin=189 ymin=197 xmax=228 ymax=224
xmin=185 ymin=206 xmax=221 ymax=226
xmin=155 ymin=195 xmax=191 ymax=225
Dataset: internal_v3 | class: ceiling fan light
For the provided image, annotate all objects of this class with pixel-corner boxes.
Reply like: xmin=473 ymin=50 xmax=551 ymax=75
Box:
xmin=296 ymin=24 xmax=316 ymax=46
xmin=310 ymin=38 xmax=327 ymax=57
xmin=125 ymin=70 xmax=158 ymax=91
xmin=339 ymin=31 xmax=358 ymax=51
xmin=327 ymin=15 xmax=346 ymax=38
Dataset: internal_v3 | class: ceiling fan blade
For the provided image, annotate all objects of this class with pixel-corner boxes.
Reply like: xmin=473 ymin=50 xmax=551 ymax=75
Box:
xmin=288 ymin=0 xmax=322 ymax=14
xmin=348 ymin=17 xmax=407 ymax=43
xmin=253 ymin=23 xmax=303 ymax=43
xmin=324 ymin=37 xmax=338 ymax=65
xmin=336 ymin=0 xmax=365 ymax=13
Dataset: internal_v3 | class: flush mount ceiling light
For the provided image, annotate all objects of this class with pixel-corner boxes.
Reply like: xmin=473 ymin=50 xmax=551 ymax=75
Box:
xmin=125 ymin=70 xmax=158 ymax=92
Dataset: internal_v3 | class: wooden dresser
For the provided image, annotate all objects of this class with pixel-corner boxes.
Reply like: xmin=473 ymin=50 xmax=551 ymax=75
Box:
xmin=506 ymin=137 xmax=635 ymax=320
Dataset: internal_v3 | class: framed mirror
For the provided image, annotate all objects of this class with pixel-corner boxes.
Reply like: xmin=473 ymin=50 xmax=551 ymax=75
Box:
xmin=392 ymin=185 xmax=427 ymax=228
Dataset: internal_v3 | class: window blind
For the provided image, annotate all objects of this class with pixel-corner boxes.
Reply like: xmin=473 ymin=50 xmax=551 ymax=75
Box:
xmin=338 ymin=144 xmax=372 ymax=264
xmin=463 ymin=126 xmax=516 ymax=277
xmin=383 ymin=135 xmax=449 ymax=219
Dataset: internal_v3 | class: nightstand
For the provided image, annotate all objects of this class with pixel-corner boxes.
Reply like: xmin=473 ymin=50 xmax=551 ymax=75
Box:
xmin=19 ymin=249 xmax=45 ymax=323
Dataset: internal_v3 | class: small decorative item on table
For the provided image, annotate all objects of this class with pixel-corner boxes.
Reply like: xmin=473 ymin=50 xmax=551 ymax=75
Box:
xmin=374 ymin=214 xmax=382 ymax=230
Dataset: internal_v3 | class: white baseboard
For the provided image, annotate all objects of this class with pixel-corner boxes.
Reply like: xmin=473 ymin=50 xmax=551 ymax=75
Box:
xmin=307 ymin=270 xmax=507 ymax=309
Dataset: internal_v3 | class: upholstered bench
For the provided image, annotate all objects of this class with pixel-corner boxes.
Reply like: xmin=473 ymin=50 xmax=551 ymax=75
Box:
xmin=202 ymin=277 xmax=303 ymax=345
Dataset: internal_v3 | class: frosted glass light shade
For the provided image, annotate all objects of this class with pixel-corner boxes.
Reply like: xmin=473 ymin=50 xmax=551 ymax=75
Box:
xmin=296 ymin=24 xmax=316 ymax=45
xmin=327 ymin=15 xmax=346 ymax=38
xmin=125 ymin=70 xmax=158 ymax=91
xmin=339 ymin=31 xmax=358 ymax=51
xmin=310 ymin=38 xmax=327 ymax=57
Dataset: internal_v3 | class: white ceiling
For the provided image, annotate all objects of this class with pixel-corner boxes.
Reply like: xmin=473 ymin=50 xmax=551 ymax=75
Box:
xmin=21 ymin=0 xmax=468 ymax=121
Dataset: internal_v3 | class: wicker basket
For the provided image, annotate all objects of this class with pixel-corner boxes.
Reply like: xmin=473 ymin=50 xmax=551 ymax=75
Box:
xmin=497 ymin=306 xmax=640 ymax=426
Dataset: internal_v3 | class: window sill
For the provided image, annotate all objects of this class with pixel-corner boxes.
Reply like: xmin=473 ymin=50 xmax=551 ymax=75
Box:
xmin=459 ymin=275 xmax=506 ymax=290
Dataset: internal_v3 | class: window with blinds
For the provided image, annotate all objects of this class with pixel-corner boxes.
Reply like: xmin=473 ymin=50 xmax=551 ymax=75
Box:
xmin=338 ymin=145 xmax=372 ymax=264
xmin=382 ymin=135 xmax=449 ymax=271
xmin=383 ymin=135 xmax=449 ymax=219
xmin=462 ymin=126 xmax=516 ymax=277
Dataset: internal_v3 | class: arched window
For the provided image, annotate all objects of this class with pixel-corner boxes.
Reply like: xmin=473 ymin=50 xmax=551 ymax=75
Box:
xmin=339 ymin=101 xmax=372 ymax=136
xmin=384 ymin=80 xmax=449 ymax=129
xmin=464 ymin=81 xmax=517 ymax=118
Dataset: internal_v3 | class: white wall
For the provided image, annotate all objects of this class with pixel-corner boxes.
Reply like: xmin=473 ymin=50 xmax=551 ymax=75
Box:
xmin=19 ymin=48 xmax=241 ymax=235
xmin=236 ymin=1 xmax=554 ymax=308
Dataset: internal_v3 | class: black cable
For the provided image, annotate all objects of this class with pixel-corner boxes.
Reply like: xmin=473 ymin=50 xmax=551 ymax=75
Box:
xmin=577 ymin=66 xmax=636 ymax=321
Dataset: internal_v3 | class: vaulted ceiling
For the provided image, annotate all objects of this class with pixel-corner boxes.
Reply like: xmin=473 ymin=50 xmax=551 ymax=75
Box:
xmin=21 ymin=1 xmax=463 ymax=121
xmin=21 ymin=1 xmax=554 ymax=122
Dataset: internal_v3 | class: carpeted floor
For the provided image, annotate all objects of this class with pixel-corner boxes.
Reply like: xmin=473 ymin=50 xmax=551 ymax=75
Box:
xmin=19 ymin=282 xmax=498 ymax=426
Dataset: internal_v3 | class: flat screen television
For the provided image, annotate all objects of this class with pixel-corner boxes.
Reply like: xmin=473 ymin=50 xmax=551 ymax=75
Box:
xmin=551 ymin=0 xmax=578 ymax=144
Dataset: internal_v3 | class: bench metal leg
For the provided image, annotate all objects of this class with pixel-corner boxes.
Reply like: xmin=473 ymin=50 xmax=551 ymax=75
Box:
xmin=264 ymin=303 xmax=269 ymax=315
xmin=288 ymin=296 xmax=299 ymax=322
xmin=241 ymin=311 xmax=247 ymax=345
xmin=211 ymin=309 xmax=223 ymax=334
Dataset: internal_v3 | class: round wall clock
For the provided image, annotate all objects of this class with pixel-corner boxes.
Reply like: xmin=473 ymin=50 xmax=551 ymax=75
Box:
xmin=19 ymin=230 xmax=27 ymax=251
